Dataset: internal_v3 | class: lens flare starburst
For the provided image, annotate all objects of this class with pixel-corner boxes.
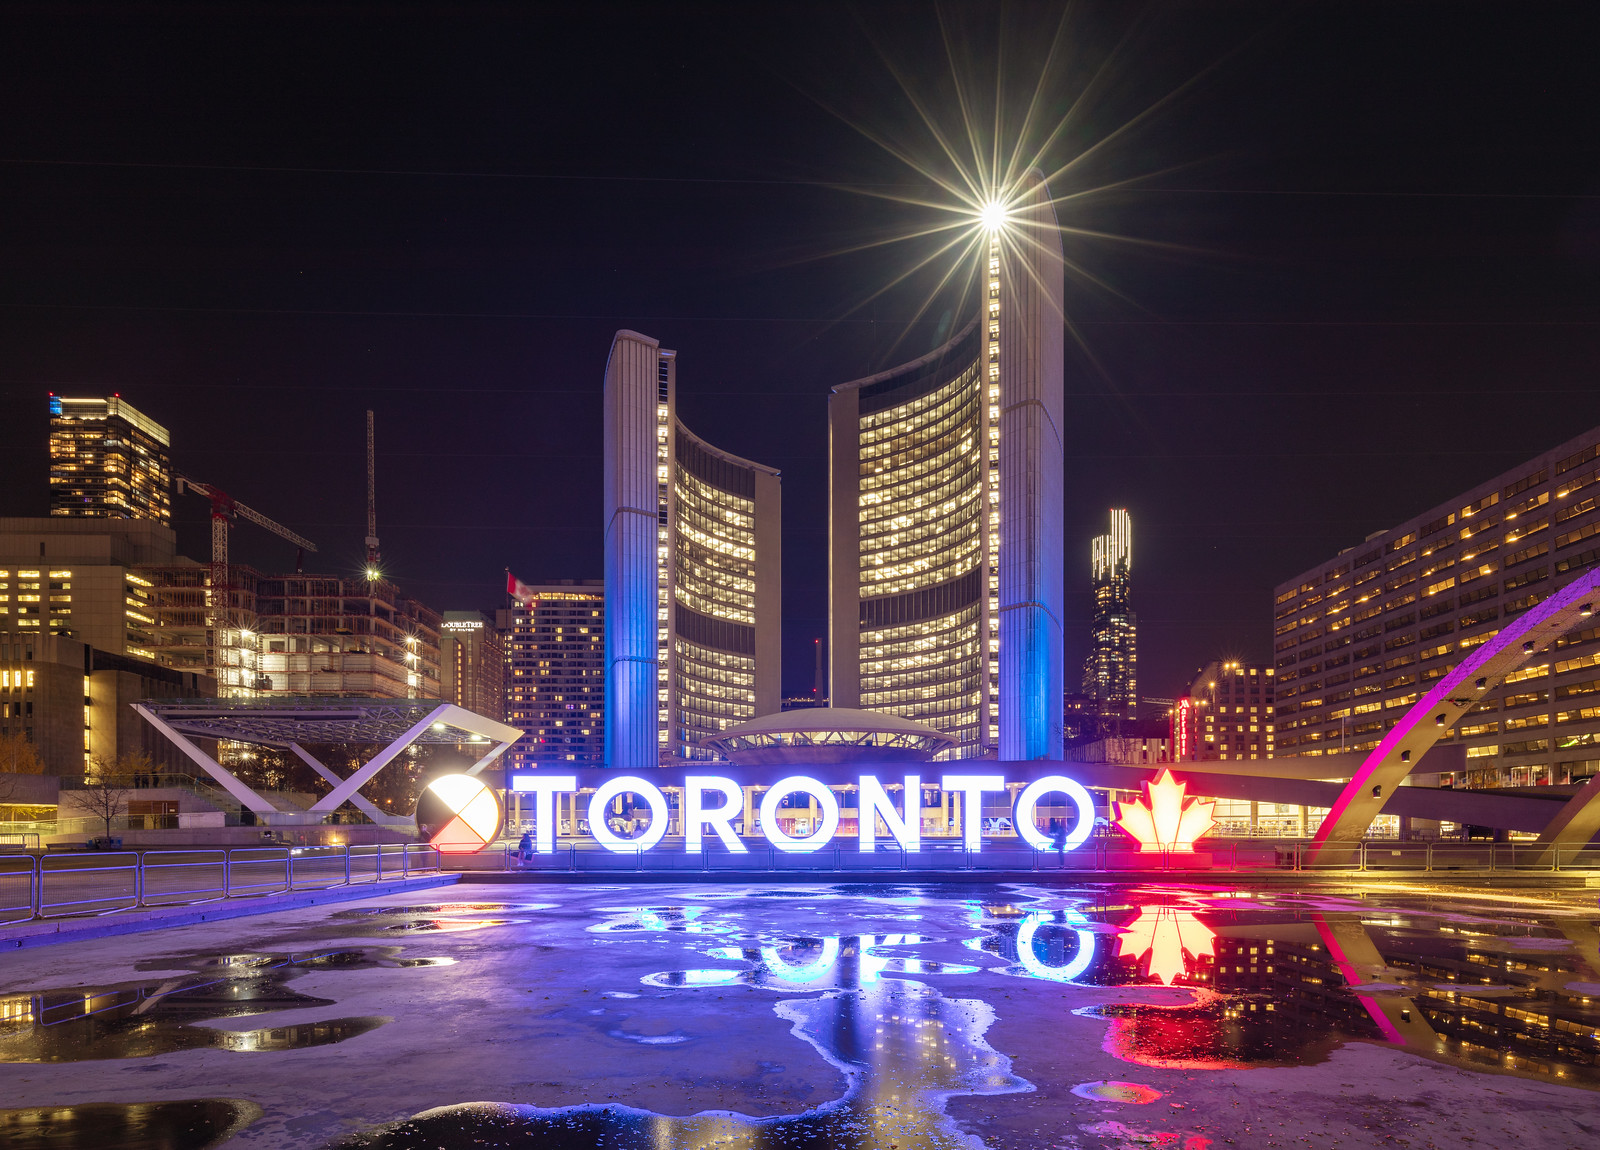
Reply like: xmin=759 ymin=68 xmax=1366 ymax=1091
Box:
xmin=790 ymin=5 xmax=1214 ymax=369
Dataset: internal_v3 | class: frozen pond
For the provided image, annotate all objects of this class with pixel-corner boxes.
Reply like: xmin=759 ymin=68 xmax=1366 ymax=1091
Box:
xmin=1 ymin=881 xmax=1598 ymax=1148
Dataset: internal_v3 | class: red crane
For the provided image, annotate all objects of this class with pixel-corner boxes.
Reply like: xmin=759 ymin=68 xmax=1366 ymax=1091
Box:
xmin=176 ymin=476 xmax=318 ymax=626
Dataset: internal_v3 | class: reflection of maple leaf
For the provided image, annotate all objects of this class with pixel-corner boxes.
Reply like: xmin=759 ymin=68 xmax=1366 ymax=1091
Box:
xmin=1117 ymin=906 xmax=1217 ymax=985
xmin=1113 ymin=769 xmax=1216 ymax=852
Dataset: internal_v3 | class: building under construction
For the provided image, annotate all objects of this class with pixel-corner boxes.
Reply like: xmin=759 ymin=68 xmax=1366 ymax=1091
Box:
xmin=253 ymin=575 xmax=441 ymax=699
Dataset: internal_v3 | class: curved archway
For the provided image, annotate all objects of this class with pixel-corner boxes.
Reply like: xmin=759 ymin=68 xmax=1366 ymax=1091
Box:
xmin=1307 ymin=567 xmax=1599 ymax=865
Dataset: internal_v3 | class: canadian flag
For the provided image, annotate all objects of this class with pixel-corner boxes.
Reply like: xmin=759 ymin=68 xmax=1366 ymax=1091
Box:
xmin=506 ymin=571 xmax=537 ymax=604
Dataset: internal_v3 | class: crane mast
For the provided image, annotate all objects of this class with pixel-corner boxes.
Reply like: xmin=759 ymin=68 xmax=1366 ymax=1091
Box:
xmin=364 ymin=409 xmax=380 ymax=576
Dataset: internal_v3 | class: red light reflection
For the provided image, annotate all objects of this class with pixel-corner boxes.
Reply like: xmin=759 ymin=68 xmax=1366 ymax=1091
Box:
xmin=1117 ymin=906 xmax=1216 ymax=985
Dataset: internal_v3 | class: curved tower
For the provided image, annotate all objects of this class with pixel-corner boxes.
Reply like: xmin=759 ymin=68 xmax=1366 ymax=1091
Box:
xmin=604 ymin=331 xmax=781 ymax=768
xmin=829 ymin=171 xmax=1065 ymax=760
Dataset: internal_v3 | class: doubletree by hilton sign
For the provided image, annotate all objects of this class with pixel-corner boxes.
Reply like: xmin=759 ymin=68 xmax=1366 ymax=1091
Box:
xmin=507 ymin=769 xmax=1099 ymax=855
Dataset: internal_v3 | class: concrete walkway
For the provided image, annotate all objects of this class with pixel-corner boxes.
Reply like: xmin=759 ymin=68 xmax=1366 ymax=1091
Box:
xmin=0 ymin=872 xmax=458 ymax=951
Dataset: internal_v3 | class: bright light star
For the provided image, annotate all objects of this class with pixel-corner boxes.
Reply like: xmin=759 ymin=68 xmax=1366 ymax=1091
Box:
xmin=980 ymin=200 xmax=1007 ymax=231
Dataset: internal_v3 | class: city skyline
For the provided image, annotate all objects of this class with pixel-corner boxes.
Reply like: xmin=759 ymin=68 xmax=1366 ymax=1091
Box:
xmin=2 ymin=5 xmax=1599 ymax=706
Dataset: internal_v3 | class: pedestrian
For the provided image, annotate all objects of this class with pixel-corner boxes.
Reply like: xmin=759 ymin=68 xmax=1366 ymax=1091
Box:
xmin=517 ymin=829 xmax=532 ymax=869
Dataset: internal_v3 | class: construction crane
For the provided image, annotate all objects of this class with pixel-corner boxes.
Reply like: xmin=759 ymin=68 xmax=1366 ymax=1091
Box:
xmin=176 ymin=475 xmax=318 ymax=625
xmin=364 ymin=409 xmax=380 ymax=579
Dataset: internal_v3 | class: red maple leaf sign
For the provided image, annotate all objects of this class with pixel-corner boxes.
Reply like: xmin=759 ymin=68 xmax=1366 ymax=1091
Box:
xmin=1113 ymin=769 xmax=1216 ymax=853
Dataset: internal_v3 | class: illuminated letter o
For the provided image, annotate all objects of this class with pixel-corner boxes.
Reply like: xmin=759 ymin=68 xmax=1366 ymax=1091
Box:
xmin=588 ymin=776 xmax=669 ymax=853
xmin=759 ymin=776 xmax=840 ymax=853
xmin=1013 ymin=776 xmax=1095 ymax=851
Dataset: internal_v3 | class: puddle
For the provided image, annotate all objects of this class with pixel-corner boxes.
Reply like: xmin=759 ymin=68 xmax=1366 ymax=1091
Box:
xmin=0 ymin=948 xmax=423 ymax=1062
xmin=0 ymin=1099 xmax=260 ymax=1148
xmin=588 ymin=906 xmax=734 ymax=934
xmin=328 ymin=978 xmax=1028 ymax=1149
xmin=1071 ymin=1080 xmax=1164 ymax=1103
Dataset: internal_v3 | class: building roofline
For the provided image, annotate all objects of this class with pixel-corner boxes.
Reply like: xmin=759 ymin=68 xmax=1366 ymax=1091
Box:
xmin=831 ymin=316 xmax=981 ymax=395
xmin=675 ymin=419 xmax=781 ymax=479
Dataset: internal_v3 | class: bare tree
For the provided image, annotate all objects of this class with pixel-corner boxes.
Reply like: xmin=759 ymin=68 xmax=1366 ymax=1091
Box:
xmin=77 ymin=752 xmax=152 ymax=838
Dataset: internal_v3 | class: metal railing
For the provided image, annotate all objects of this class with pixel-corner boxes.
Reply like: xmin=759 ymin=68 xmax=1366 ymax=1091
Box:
xmin=0 ymin=843 xmax=443 ymax=926
xmin=453 ymin=839 xmax=1600 ymax=876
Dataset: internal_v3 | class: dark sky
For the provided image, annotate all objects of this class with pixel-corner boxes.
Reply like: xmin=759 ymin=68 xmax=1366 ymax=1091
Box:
xmin=3 ymin=2 xmax=1599 ymax=702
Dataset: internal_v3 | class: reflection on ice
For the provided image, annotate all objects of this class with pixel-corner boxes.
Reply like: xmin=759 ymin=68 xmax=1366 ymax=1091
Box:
xmin=331 ymin=978 xmax=1028 ymax=1150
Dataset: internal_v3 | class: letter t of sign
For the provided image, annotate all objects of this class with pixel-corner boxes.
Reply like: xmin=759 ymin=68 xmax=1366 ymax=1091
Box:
xmin=512 ymin=775 xmax=577 ymax=853
xmin=941 ymin=774 xmax=1007 ymax=851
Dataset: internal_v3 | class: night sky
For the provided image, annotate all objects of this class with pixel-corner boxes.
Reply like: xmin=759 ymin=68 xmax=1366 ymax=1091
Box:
xmin=3 ymin=2 xmax=1599 ymax=703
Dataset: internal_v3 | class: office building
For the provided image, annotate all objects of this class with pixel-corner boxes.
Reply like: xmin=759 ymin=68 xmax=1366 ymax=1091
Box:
xmin=0 ymin=519 xmax=214 ymax=776
xmin=1273 ymin=426 xmax=1600 ymax=788
xmin=1082 ymin=509 xmax=1137 ymax=719
xmin=1175 ymin=660 xmax=1276 ymax=761
xmin=0 ymin=630 xmax=213 ymax=777
xmin=48 ymin=395 xmax=172 ymax=524
xmin=499 ymin=581 xmax=605 ymax=770
xmin=440 ymin=611 xmax=504 ymax=720
xmin=603 ymin=333 xmax=781 ymax=767
xmin=0 ymin=517 xmax=176 ymax=654
xmin=828 ymin=171 xmax=1065 ymax=761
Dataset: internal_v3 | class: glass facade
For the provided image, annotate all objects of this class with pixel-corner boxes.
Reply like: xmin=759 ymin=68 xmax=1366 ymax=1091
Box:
xmin=1273 ymin=427 xmax=1600 ymax=790
xmin=837 ymin=324 xmax=991 ymax=760
xmin=668 ymin=429 xmax=764 ymax=760
xmin=48 ymin=396 xmax=172 ymax=525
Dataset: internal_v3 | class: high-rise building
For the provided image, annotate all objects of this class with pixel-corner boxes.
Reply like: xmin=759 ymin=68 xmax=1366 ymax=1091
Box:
xmin=827 ymin=171 xmax=1065 ymax=761
xmin=48 ymin=396 xmax=172 ymax=524
xmin=440 ymin=610 xmax=504 ymax=720
xmin=603 ymin=333 xmax=782 ymax=767
xmin=0 ymin=519 xmax=214 ymax=775
xmin=1272 ymin=425 xmax=1600 ymax=789
xmin=249 ymin=575 xmax=441 ymax=699
xmin=1082 ymin=509 xmax=1137 ymax=719
xmin=0 ymin=517 xmax=175 ymax=652
xmin=1177 ymin=660 xmax=1276 ymax=761
xmin=498 ymin=581 xmax=605 ymax=770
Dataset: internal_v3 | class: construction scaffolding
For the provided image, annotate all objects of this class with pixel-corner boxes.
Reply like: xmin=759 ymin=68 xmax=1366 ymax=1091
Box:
xmin=253 ymin=575 xmax=442 ymax=700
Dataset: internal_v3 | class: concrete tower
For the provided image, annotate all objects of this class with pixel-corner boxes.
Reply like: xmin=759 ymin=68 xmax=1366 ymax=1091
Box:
xmin=828 ymin=171 xmax=1065 ymax=760
xmin=603 ymin=331 xmax=781 ymax=768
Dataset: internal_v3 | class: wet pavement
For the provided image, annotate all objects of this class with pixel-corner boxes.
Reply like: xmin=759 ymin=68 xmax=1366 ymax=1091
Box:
xmin=1 ymin=881 xmax=1598 ymax=1148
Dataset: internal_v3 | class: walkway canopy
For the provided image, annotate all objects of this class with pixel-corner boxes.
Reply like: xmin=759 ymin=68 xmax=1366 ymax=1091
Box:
xmin=134 ymin=698 xmax=523 ymax=826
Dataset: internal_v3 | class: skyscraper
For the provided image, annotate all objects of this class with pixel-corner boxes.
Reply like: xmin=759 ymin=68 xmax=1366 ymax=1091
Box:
xmin=440 ymin=610 xmax=505 ymax=720
xmin=1083 ymin=509 xmax=1137 ymax=720
xmin=828 ymin=171 xmax=1065 ymax=761
xmin=603 ymin=333 xmax=782 ymax=768
xmin=498 ymin=582 xmax=605 ymax=770
xmin=48 ymin=395 xmax=172 ymax=524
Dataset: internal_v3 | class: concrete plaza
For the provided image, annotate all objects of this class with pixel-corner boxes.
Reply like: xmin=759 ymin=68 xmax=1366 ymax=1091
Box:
xmin=1 ymin=879 xmax=1598 ymax=1148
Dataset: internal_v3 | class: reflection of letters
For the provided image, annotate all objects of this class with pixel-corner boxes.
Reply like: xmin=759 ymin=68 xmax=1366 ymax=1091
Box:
xmin=1015 ymin=911 xmax=1096 ymax=982
xmin=511 ymin=769 xmax=1097 ymax=856
xmin=761 ymin=937 xmax=841 ymax=983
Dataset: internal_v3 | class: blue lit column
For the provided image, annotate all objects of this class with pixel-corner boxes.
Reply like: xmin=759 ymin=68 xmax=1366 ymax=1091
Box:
xmin=997 ymin=171 xmax=1066 ymax=761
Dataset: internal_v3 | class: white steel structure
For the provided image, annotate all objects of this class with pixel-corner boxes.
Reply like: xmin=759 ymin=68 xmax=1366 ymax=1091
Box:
xmin=133 ymin=698 xmax=522 ymax=826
